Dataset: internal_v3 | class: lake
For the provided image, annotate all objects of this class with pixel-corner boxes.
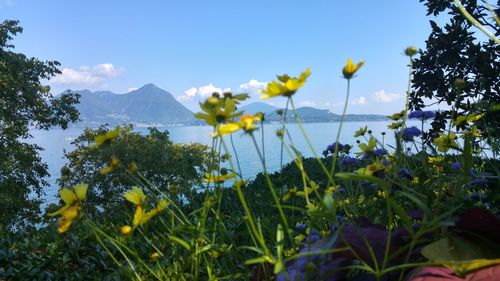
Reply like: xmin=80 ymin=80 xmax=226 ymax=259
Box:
xmin=30 ymin=121 xmax=417 ymax=205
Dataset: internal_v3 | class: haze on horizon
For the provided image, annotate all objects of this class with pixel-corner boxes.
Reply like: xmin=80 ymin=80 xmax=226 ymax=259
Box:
xmin=1 ymin=0 xmax=435 ymax=114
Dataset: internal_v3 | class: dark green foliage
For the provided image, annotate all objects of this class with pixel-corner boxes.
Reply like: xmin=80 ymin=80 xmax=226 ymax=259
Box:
xmin=0 ymin=225 xmax=134 ymax=280
xmin=412 ymin=0 xmax=500 ymax=147
xmin=58 ymin=125 xmax=210 ymax=215
xmin=0 ymin=20 xmax=80 ymax=229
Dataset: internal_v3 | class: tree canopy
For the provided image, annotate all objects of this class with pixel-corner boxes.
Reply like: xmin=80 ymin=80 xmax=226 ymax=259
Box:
xmin=0 ymin=20 xmax=80 ymax=229
xmin=57 ymin=125 xmax=210 ymax=215
xmin=412 ymin=0 xmax=500 ymax=150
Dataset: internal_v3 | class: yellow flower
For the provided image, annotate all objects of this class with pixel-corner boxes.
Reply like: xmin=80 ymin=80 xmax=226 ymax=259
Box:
xmin=325 ymin=185 xmax=340 ymax=195
xmin=282 ymin=186 xmax=310 ymax=201
xmin=95 ymin=127 xmax=121 ymax=147
xmin=342 ymin=59 xmax=364 ymax=79
xmin=47 ymin=184 xmax=88 ymax=233
xmin=427 ymin=156 xmax=444 ymax=164
xmin=453 ymin=115 xmax=467 ymax=126
xmin=411 ymin=177 xmax=419 ymax=185
xmin=388 ymin=110 xmax=407 ymax=121
xmin=357 ymin=160 xmax=386 ymax=176
xmin=123 ymin=187 xmax=168 ymax=227
xmin=211 ymin=123 xmax=241 ymax=138
xmin=239 ymin=114 xmax=262 ymax=133
xmin=433 ymin=132 xmax=459 ymax=152
xmin=463 ymin=126 xmax=481 ymax=138
xmin=260 ymin=68 xmax=311 ymax=99
xmin=195 ymin=96 xmax=244 ymax=126
xmin=203 ymin=172 xmax=236 ymax=183
xmin=100 ymin=155 xmax=120 ymax=175
xmin=388 ymin=121 xmax=404 ymax=130
xmin=452 ymin=113 xmax=484 ymax=126
xmin=377 ymin=190 xmax=387 ymax=199
xmin=127 ymin=161 xmax=138 ymax=172
xmin=124 ymin=187 xmax=146 ymax=205
xmin=120 ymin=225 xmax=133 ymax=235
xmin=356 ymin=136 xmax=377 ymax=156
xmin=354 ymin=126 xmax=368 ymax=137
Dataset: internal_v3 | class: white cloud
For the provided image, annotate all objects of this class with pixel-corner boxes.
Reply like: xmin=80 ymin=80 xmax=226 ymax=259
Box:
xmin=127 ymin=87 xmax=138 ymax=92
xmin=93 ymin=63 xmax=121 ymax=77
xmin=373 ymin=90 xmax=402 ymax=103
xmin=50 ymin=63 xmax=124 ymax=87
xmin=238 ymin=79 xmax=267 ymax=94
xmin=177 ymin=84 xmax=231 ymax=103
xmin=184 ymin=87 xmax=197 ymax=97
xmin=351 ymin=96 xmax=367 ymax=105
xmin=324 ymin=102 xmax=344 ymax=107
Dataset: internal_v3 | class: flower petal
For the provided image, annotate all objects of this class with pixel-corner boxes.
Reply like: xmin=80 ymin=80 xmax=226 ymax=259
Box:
xmin=60 ymin=188 xmax=77 ymax=205
xmin=74 ymin=184 xmax=88 ymax=201
xmin=124 ymin=187 xmax=146 ymax=205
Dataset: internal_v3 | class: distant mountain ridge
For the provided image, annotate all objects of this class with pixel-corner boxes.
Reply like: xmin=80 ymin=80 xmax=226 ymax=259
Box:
xmin=67 ymin=84 xmax=196 ymax=126
xmin=63 ymin=85 xmax=388 ymax=127
xmin=240 ymin=102 xmax=388 ymax=123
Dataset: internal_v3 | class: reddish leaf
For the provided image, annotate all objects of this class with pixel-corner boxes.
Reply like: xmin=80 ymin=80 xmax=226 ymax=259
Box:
xmin=407 ymin=266 xmax=462 ymax=281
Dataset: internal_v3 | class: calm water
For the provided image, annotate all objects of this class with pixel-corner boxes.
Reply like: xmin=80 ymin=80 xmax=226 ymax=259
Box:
xmin=30 ymin=121 xmax=415 ymax=205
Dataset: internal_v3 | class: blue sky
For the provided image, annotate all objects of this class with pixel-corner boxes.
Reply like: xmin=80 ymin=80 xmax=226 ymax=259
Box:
xmin=1 ymin=0 xmax=436 ymax=114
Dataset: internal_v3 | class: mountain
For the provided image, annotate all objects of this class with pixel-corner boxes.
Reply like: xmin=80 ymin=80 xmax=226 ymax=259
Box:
xmin=69 ymin=84 xmax=196 ymax=126
xmin=263 ymin=107 xmax=388 ymax=123
xmin=63 ymin=85 xmax=387 ymax=126
xmin=239 ymin=102 xmax=278 ymax=115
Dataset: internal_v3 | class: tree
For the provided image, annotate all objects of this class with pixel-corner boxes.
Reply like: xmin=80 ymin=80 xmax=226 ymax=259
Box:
xmin=0 ymin=20 xmax=80 ymax=229
xmin=411 ymin=1 xmax=500 ymax=150
xmin=57 ymin=125 xmax=210 ymax=216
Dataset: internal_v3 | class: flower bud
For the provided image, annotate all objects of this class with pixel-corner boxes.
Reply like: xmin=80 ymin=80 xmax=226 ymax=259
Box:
xmin=120 ymin=225 xmax=133 ymax=235
xmin=454 ymin=78 xmax=466 ymax=90
xmin=405 ymin=46 xmax=417 ymax=56
xmin=60 ymin=166 xmax=71 ymax=176
xmin=276 ymin=129 xmax=284 ymax=138
xmin=150 ymin=252 xmax=160 ymax=261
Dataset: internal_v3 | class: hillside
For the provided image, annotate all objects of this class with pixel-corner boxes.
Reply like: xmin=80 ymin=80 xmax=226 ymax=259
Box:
xmin=66 ymin=84 xmax=196 ymax=126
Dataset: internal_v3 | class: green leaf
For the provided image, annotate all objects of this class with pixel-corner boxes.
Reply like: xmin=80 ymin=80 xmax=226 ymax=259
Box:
xmin=336 ymin=172 xmax=390 ymax=190
xmin=388 ymin=198 xmax=411 ymax=229
xmin=322 ymin=194 xmax=335 ymax=214
xmin=447 ymin=258 xmax=500 ymax=276
xmin=244 ymin=256 xmax=272 ymax=265
xmin=421 ymin=234 xmax=500 ymax=276
xmin=169 ymin=236 xmax=191 ymax=251
xmin=398 ymin=191 xmax=429 ymax=214
xmin=275 ymin=224 xmax=284 ymax=274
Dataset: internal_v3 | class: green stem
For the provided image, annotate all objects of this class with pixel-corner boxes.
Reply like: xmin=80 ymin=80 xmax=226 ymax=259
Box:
xmin=250 ymin=133 xmax=292 ymax=241
xmin=261 ymin=121 xmax=266 ymax=165
xmin=280 ymin=98 xmax=290 ymax=168
xmin=402 ymin=57 xmax=413 ymax=126
xmin=289 ymin=98 xmax=334 ymax=184
xmin=219 ymin=137 xmax=270 ymax=253
xmin=454 ymin=0 xmax=500 ymax=44
xmin=230 ymin=134 xmax=243 ymax=179
xmin=327 ymin=78 xmax=351 ymax=188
